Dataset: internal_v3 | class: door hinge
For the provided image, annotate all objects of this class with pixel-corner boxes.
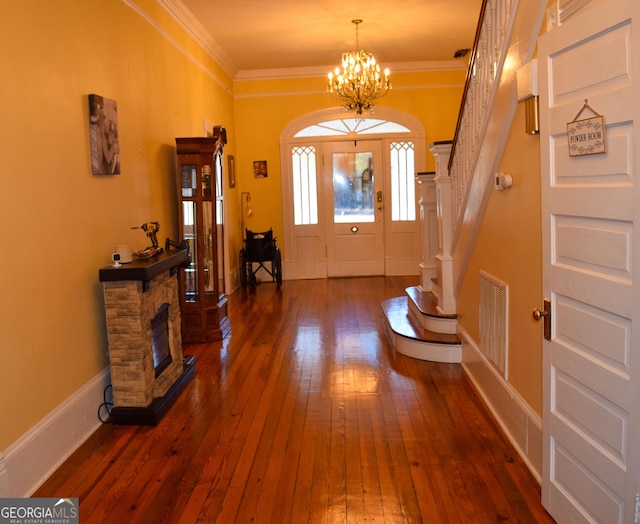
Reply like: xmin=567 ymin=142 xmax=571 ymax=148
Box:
xmin=634 ymin=493 xmax=640 ymax=524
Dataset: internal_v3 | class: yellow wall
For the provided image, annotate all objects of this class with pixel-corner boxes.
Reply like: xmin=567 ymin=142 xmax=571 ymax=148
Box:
xmin=0 ymin=1 xmax=466 ymax=452
xmin=0 ymin=0 xmax=237 ymax=449
xmin=0 ymin=1 xmax=469 ymax=453
xmin=232 ymin=70 xmax=466 ymax=253
xmin=456 ymin=102 xmax=543 ymax=414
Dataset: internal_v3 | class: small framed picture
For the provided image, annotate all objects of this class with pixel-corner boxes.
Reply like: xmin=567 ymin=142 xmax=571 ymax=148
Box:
xmin=89 ymin=94 xmax=121 ymax=175
xmin=227 ymin=155 xmax=236 ymax=188
xmin=253 ymin=160 xmax=268 ymax=178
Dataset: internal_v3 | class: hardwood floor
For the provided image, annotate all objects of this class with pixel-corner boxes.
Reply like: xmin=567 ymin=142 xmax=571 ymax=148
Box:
xmin=36 ymin=276 xmax=555 ymax=523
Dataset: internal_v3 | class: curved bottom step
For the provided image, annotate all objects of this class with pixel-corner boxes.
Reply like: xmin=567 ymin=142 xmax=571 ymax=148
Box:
xmin=381 ymin=297 xmax=462 ymax=363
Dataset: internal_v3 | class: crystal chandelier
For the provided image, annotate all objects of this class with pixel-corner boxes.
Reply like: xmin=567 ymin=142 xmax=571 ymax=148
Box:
xmin=327 ymin=19 xmax=391 ymax=115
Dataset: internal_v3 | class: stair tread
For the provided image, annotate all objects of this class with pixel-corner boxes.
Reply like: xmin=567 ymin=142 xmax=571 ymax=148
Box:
xmin=405 ymin=286 xmax=457 ymax=319
xmin=382 ymin=297 xmax=461 ymax=345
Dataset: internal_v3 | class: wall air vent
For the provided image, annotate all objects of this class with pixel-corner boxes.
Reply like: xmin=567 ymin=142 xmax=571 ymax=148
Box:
xmin=479 ymin=271 xmax=508 ymax=377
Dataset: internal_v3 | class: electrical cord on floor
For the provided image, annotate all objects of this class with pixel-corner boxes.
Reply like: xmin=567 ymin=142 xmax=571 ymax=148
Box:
xmin=98 ymin=384 xmax=113 ymax=424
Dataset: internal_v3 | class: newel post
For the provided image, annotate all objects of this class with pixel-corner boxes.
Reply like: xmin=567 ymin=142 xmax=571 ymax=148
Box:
xmin=415 ymin=172 xmax=437 ymax=291
xmin=429 ymin=142 xmax=456 ymax=314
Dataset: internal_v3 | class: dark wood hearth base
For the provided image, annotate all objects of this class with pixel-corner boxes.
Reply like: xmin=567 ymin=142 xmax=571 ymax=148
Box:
xmin=110 ymin=356 xmax=196 ymax=426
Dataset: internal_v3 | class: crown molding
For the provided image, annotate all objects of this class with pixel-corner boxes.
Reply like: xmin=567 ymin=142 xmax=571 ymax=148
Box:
xmin=157 ymin=0 xmax=238 ymax=78
xmin=147 ymin=0 xmax=469 ymax=83
xmin=235 ymin=60 xmax=468 ymax=82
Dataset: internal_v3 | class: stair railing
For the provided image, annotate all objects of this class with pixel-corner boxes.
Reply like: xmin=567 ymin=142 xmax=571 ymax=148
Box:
xmin=448 ymin=0 xmax=514 ymax=234
xmin=430 ymin=0 xmax=547 ymax=314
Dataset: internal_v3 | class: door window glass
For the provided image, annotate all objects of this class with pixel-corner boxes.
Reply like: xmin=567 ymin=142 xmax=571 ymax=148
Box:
xmin=390 ymin=141 xmax=416 ymax=221
xmin=332 ymin=151 xmax=374 ymax=223
xmin=292 ymin=146 xmax=318 ymax=225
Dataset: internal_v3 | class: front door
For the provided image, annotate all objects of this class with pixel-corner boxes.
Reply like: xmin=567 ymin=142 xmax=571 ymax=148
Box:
xmin=539 ymin=0 xmax=640 ymax=522
xmin=324 ymin=141 xmax=384 ymax=277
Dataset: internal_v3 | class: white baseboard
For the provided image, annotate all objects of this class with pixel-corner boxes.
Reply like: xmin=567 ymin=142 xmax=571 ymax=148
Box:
xmin=459 ymin=327 xmax=543 ymax=483
xmin=4 ymin=368 xmax=111 ymax=497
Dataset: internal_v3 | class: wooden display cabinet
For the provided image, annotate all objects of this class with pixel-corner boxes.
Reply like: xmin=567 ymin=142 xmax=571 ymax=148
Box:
xmin=175 ymin=126 xmax=230 ymax=343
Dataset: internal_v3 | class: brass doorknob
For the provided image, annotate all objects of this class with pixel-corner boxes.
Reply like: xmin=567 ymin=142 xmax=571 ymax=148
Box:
xmin=532 ymin=308 xmax=548 ymax=321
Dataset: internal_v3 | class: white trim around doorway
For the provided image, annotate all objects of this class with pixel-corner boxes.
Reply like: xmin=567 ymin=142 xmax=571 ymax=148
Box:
xmin=280 ymin=107 xmax=428 ymax=281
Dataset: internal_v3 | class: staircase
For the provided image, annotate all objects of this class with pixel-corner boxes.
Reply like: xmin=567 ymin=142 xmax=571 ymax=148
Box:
xmin=382 ymin=0 xmax=538 ymax=362
xmin=382 ymin=286 xmax=461 ymax=363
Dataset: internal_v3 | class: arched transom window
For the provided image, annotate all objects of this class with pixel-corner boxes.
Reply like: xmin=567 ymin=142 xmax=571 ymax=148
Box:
xmin=294 ymin=118 xmax=410 ymax=138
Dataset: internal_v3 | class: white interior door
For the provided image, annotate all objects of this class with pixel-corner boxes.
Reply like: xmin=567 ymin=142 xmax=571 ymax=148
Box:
xmin=324 ymin=141 xmax=384 ymax=277
xmin=539 ymin=1 xmax=640 ymax=522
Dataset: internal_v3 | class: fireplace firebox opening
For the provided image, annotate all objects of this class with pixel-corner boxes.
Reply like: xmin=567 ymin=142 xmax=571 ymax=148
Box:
xmin=151 ymin=303 xmax=172 ymax=378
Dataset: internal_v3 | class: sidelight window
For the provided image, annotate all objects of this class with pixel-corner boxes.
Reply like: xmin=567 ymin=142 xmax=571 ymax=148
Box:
xmin=292 ymin=145 xmax=318 ymax=225
xmin=390 ymin=141 xmax=416 ymax=221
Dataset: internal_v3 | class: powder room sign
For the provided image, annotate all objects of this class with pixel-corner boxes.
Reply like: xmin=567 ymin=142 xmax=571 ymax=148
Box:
xmin=566 ymin=100 xmax=606 ymax=157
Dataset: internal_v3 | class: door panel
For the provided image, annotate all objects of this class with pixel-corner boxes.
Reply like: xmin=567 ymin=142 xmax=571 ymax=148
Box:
xmin=539 ymin=1 xmax=639 ymax=522
xmin=325 ymin=142 xmax=384 ymax=277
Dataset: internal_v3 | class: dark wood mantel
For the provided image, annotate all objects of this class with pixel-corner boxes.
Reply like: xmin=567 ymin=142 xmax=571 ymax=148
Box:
xmin=99 ymin=249 xmax=188 ymax=288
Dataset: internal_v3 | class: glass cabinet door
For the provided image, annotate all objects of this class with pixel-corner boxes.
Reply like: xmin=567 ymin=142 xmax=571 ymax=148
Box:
xmin=181 ymin=164 xmax=196 ymax=198
xmin=202 ymin=164 xmax=212 ymax=197
xmin=215 ymin=153 xmax=225 ymax=299
xmin=182 ymin=200 xmax=198 ymax=300
xmin=203 ymin=200 xmax=216 ymax=301
xmin=181 ymin=159 xmax=220 ymax=304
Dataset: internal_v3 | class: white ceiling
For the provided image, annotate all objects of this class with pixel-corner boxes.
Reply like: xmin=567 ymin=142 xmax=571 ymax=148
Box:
xmin=177 ymin=0 xmax=483 ymax=77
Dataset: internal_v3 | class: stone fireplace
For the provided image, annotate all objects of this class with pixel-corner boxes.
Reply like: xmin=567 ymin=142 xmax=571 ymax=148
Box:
xmin=100 ymin=250 xmax=194 ymax=425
